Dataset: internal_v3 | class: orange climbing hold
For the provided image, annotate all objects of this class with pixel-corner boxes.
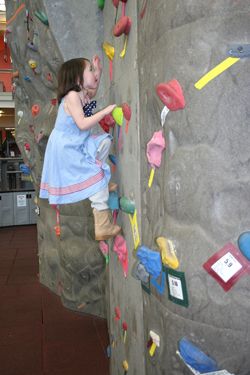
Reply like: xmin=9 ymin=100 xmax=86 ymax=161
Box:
xmin=31 ymin=104 xmax=40 ymax=117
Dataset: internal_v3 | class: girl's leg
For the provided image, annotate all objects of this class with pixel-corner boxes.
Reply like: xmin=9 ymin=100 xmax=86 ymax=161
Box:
xmin=96 ymin=138 xmax=111 ymax=164
xmin=89 ymin=137 xmax=111 ymax=210
xmin=89 ymin=186 xmax=109 ymax=210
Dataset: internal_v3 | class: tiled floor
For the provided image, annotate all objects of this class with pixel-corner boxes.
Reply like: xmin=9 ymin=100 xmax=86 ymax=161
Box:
xmin=0 ymin=225 xmax=110 ymax=375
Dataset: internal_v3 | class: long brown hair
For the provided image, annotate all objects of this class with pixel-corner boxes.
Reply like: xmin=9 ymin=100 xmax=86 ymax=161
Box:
xmin=57 ymin=58 xmax=90 ymax=104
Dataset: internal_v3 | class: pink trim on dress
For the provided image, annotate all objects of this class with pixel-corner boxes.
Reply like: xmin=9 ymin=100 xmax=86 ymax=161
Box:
xmin=40 ymin=171 xmax=104 ymax=196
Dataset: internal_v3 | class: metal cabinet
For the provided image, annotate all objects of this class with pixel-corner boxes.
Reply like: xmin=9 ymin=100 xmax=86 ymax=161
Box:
xmin=0 ymin=192 xmax=14 ymax=226
xmin=0 ymin=191 xmax=37 ymax=227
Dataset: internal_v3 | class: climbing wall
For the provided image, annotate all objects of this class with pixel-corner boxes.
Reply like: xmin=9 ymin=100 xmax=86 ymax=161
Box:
xmin=6 ymin=0 xmax=250 ymax=374
xmin=103 ymin=0 xmax=250 ymax=374
xmin=5 ymin=0 xmax=107 ymax=317
xmin=137 ymin=1 xmax=250 ymax=374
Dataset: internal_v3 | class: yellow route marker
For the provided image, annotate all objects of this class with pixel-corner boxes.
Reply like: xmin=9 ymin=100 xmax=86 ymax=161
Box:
xmin=194 ymin=57 xmax=240 ymax=90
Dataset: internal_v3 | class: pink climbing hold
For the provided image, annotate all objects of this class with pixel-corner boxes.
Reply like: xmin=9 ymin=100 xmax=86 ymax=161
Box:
xmin=99 ymin=241 xmax=109 ymax=256
xmin=113 ymin=235 xmax=129 ymax=278
xmin=156 ymin=79 xmax=185 ymax=111
xmin=146 ymin=130 xmax=166 ymax=168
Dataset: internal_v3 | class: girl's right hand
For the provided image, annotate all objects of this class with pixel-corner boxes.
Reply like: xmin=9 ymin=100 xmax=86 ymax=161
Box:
xmin=103 ymin=104 xmax=117 ymax=116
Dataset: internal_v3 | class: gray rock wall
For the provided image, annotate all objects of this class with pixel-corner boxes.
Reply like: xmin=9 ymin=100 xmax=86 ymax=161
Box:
xmin=138 ymin=0 xmax=250 ymax=374
xmin=6 ymin=0 xmax=107 ymax=317
xmin=6 ymin=0 xmax=250 ymax=374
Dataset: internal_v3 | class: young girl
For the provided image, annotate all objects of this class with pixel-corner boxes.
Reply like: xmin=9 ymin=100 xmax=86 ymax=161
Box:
xmin=39 ymin=56 xmax=121 ymax=241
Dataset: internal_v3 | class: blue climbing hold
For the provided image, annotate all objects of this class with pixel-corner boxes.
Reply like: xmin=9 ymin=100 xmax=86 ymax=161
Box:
xmin=137 ymin=246 xmax=162 ymax=279
xmin=108 ymin=191 xmax=119 ymax=210
xmin=238 ymin=231 xmax=250 ymax=261
xmin=179 ymin=337 xmax=219 ymax=373
xmin=109 ymin=154 xmax=117 ymax=165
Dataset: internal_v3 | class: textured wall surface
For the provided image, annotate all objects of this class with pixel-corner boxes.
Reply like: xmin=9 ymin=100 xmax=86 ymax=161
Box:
xmin=6 ymin=0 xmax=107 ymax=317
xmin=137 ymin=1 xmax=250 ymax=374
xmin=6 ymin=0 xmax=250 ymax=374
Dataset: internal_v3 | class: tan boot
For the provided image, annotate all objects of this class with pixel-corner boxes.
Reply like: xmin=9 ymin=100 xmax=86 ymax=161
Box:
xmin=93 ymin=208 xmax=121 ymax=241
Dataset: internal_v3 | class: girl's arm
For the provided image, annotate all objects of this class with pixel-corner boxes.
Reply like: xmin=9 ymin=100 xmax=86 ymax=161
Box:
xmin=65 ymin=91 xmax=116 ymax=131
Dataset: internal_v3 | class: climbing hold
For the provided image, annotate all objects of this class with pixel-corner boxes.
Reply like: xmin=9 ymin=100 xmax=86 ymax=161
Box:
xmin=97 ymin=0 xmax=105 ymax=9
xmin=137 ymin=246 xmax=162 ymax=279
xmin=112 ymin=107 xmax=124 ymax=126
xmin=156 ymin=79 xmax=185 ymax=111
xmin=227 ymin=44 xmax=250 ymax=58
xmin=113 ymin=16 xmax=131 ymax=37
xmin=19 ymin=163 xmax=31 ymax=175
xmin=103 ymin=42 xmax=115 ymax=81
xmin=54 ymin=225 xmax=61 ymax=237
xmin=24 ymin=76 xmax=32 ymax=82
xmin=31 ymin=104 xmax=40 ymax=117
xmin=132 ymin=261 xmax=150 ymax=283
xmin=109 ymin=154 xmax=117 ymax=165
xmin=114 ymin=306 xmax=121 ymax=321
xmin=178 ymin=337 xmax=219 ymax=373
xmin=113 ymin=235 xmax=129 ymax=277
xmin=128 ymin=210 xmax=140 ymax=250
xmin=108 ymin=191 xmax=119 ymax=210
xmin=122 ymin=360 xmax=129 ymax=372
xmin=122 ymin=321 xmax=128 ymax=343
xmin=28 ymin=59 xmax=37 ymax=74
xmin=119 ymin=196 xmax=135 ymax=215
xmin=194 ymin=57 xmax=239 ymax=90
xmin=99 ymin=114 xmax=116 ymax=133
xmin=24 ymin=143 xmax=30 ymax=152
xmin=146 ymin=130 xmax=166 ymax=188
xmin=99 ymin=241 xmax=109 ymax=263
xmin=48 ymin=98 xmax=57 ymax=115
xmin=113 ymin=16 xmax=132 ymax=58
xmin=149 ymin=331 xmax=160 ymax=357
xmin=112 ymin=0 xmax=119 ymax=7
xmin=17 ymin=110 xmax=23 ymax=125
xmin=27 ymin=42 xmax=38 ymax=52
xmin=34 ymin=10 xmax=49 ymax=26
xmin=238 ymin=231 xmax=250 ymax=261
xmin=121 ymin=103 xmax=131 ymax=133
xmin=156 ymin=236 xmax=179 ymax=269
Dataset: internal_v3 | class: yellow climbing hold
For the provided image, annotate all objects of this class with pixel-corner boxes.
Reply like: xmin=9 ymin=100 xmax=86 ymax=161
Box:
xmin=156 ymin=236 xmax=179 ymax=269
xmin=122 ymin=360 xmax=129 ymax=371
xmin=112 ymin=107 xmax=123 ymax=126
xmin=103 ymin=42 xmax=115 ymax=61
xmin=194 ymin=57 xmax=240 ymax=90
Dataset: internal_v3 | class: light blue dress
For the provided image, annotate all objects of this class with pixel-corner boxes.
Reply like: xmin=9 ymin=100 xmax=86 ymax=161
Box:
xmin=39 ymin=99 xmax=111 ymax=205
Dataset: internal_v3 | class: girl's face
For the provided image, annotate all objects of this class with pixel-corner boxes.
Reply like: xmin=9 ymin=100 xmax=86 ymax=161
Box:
xmin=83 ymin=61 xmax=98 ymax=90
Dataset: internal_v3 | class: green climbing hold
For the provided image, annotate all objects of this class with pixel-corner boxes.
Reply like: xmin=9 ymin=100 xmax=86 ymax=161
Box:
xmin=119 ymin=196 xmax=135 ymax=215
xmin=34 ymin=11 xmax=49 ymax=26
xmin=112 ymin=107 xmax=123 ymax=126
xmin=97 ymin=0 xmax=105 ymax=10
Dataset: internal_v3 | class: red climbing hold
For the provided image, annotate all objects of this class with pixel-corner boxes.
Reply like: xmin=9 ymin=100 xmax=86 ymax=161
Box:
xmin=113 ymin=16 xmax=132 ymax=37
xmin=156 ymin=79 xmax=185 ymax=111
xmin=121 ymin=103 xmax=131 ymax=121
xmin=112 ymin=0 xmax=119 ymax=7
xmin=31 ymin=104 xmax=40 ymax=117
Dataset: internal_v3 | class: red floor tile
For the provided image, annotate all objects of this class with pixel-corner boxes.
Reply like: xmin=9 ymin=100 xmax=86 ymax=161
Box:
xmin=0 ymin=225 xmax=110 ymax=375
xmin=0 ymin=341 xmax=42 ymax=375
